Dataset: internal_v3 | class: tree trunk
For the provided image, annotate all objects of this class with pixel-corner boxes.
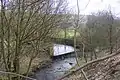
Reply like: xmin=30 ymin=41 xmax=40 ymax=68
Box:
xmin=26 ymin=58 xmax=33 ymax=77
xmin=94 ymin=51 xmax=97 ymax=59
xmin=90 ymin=52 xmax=93 ymax=61
xmin=74 ymin=29 xmax=79 ymax=65
xmin=82 ymin=43 xmax=87 ymax=62
xmin=109 ymin=25 xmax=113 ymax=54
xmin=64 ymin=28 xmax=67 ymax=50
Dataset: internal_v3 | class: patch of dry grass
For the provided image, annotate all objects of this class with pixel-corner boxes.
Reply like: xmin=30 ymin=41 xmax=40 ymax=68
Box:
xmin=20 ymin=56 xmax=51 ymax=74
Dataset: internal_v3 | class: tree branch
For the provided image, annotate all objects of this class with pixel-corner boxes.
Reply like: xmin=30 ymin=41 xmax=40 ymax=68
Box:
xmin=58 ymin=49 xmax=120 ymax=80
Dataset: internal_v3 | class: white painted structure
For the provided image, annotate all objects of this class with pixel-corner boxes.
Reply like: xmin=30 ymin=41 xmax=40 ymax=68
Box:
xmin=54 ymin=44 xmax=74 ymax=56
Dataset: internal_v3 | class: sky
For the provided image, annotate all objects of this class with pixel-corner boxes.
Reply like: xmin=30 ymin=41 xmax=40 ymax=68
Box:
xmin=1 ymin=0 xmax=120 ymax=16
xmin=68 ymin=0 xmax=120 ymax=16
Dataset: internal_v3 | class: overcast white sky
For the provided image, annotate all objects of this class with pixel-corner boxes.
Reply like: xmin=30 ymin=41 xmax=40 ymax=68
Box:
xmin=1 ymin=0 xmax=120 ymax=16
xmin=68 ymin=0 xmax=120 ymax=16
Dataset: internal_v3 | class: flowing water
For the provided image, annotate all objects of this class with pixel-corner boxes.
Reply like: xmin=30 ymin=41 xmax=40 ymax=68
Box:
xmin=31 ymin=44 xmax=76 ymax=80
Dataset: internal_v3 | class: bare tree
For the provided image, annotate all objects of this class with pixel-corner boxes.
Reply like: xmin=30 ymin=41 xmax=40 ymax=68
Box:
xmin=73 ymin=0 xmax=80 ymax=66
xmin=0 ymin=0 xmax=69 ymax=79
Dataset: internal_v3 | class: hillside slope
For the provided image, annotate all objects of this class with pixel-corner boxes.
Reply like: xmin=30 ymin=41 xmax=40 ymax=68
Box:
xmin=59 ymin=49 xmax=120 ymax=80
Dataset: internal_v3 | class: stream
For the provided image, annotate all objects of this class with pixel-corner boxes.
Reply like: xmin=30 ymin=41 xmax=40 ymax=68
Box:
xmin=31 ymin=44 xmax=77 ymax=80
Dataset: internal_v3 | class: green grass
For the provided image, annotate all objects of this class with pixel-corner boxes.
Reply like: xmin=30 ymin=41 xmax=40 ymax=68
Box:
xmin=55 ymin=29 xmax=80 ymax=39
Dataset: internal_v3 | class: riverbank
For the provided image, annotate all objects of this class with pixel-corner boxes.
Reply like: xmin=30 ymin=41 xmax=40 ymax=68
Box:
xmin=59 ymin=49 xmax=110 ymax=80
xmin=60 ymin=50 xmax=120 ymax=80
xmin=20 ymin=56 xmax=52 ymax=74
xmin=0 ymin=56 xmax=52 ymax=80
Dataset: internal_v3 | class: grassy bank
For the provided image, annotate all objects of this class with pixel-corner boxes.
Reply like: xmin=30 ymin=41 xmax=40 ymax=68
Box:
xmin=54 ymin=28 xmax=79 ymax=39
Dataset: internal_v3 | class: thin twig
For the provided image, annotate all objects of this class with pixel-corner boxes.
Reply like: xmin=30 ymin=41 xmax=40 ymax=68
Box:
xmin=81 ymin=69 xmax=89 ymax=80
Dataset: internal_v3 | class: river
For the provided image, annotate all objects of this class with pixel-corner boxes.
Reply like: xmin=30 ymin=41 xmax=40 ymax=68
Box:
xmin=30 ymin=44 xmax=77 ymax=80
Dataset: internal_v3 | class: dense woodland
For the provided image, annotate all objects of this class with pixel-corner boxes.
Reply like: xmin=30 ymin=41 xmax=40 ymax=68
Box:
xmin=1 ymin=0 xmax=120 ymax=80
